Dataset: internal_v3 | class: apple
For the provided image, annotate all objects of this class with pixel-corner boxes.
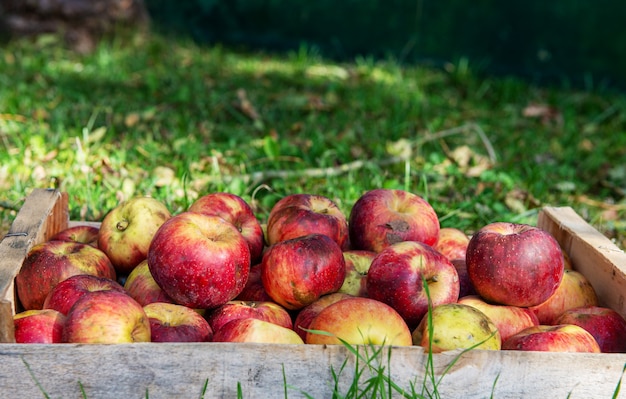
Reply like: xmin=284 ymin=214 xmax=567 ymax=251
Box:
xmin=348 ymin=188 xmax=440 ymax=253
xmin=123 ymin=259 xmax=175 ymax=306
xmin=212 ymin=318 xmax=304 ymax=344
xmin=62 ymin=290 xmax=151 ymax=343
xmin=451 ymin=259 xmax=477 ymax=297
xmin=143 ymin=302 xmax=213 ymax=343
xmin=15 ymin=240 xmax=117 ymax=310
xmin=457 ymin=295 xmax=539 ymax=342
xmin=98 ymin=196 xmax=172 ymax=275
xmin=205 ymin=300 xmax=293 ymax=333
xmin=50 ymin=225 xmax=99 ymax=247
xmin=266 ymin=193 xmax=349 ymax=249
xmin=527 ymin=269 xmax=598 ymax=325
xmin=413 ymin=303 xmax=501 ymax=353
xmin=293 ymin=292 xmax=353 ymax=341
xmin=43 ymin=274 xmax=127 ymax=315
xmin=466 ymin=222 xmax=564 ymax=307
xmin=337 ymin=250 xmax=376 ymax=297
xmin=366 ymin=240 xmax=459 ymax=329
xmin=13 ymin=309 xmax=66 ymax=343
xmin=188 ymin=192 xmax=265 ymax=263
xmin=434 ymin=227 xmax=470 ymax=261
xmin=261 ymin=233 xmax=346 ymax=310
xmin=554 ymin=306 xmax=626 ymax=353
xmin=502 ymin=324 xmax=601 ymax=353
xmin=234 ymin=263 xmax=273 ymax=302
xmin=305 ymin=297 xmax=412 ymax=346
xmin=148 ymin=212 xmax=250 ymax=309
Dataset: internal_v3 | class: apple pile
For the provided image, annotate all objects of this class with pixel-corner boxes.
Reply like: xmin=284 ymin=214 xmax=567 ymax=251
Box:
xmin=12 ymin=189 xmax=626 ymax=353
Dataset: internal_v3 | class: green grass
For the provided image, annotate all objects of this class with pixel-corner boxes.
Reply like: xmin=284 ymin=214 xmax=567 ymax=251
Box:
xmin=1 ymin=31 xmax=626 ymax=245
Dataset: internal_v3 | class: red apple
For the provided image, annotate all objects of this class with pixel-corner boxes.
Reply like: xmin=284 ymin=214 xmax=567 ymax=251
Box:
xmin=43 ymin=274 xmax=127 ymax=315
xmin=466 ymin=222 xmax=564 ymax=307
xmin=123 ymin=259 xmax=175 ymax=306
xmin=261 ymin=233 xmax=346 ymax=310
xmin=451 ymin=259 xmax=477 ymax=298
xmin=338 ymin=250 xmax=376 ymax=297
xmin=266 ymin=193 xmax=349 ymax=249
xmin=143 ymin=302 xmax=213 ymax=343
xmin=457 ymin=295 xmax=539 ymax=342
xmin=554 ymin=306 xmax=626 ymax=353
xmin=234 ymin=263 xmax=273 ymax=302
xmin=188 ymin=192 xmax=265 ymax=263
xmin=293 ymin=292 xmax=353 ymax=341
xmin=147 ymin=212 xmax=251 ymax=309
xmin=13 ymin=309 xmax=66 ymax=344
xmin=205 ymin=300 xmax=293 ymax=333
xmin=212 ymin=318 xmax=304 ymax=344
xmin=528 ymin=269 xmax=598 ymax=325
xmin=50 ymin=225 xmax=99 ymax=247
xmin=62 ymin=290 xmax=151 ymax=343
xmin=348 ymin=188 xmax=440 ymax=253
xmin=502 ymin=324 xmax=601 ymax=353
xmin=15 ymin=240 xmax=117 ymax=310
xmin=98 ymin=196 xmax=171 ymax=275
xmin=434 ymin=227 xmax=470 ymax=261
xmin=366 ymin=240 xmax=459 ymax=329
xmin=305 ymin=297 xmax=412 ymax=346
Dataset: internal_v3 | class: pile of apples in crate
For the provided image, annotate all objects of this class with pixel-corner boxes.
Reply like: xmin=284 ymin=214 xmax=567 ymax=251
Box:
xmin=12 ymin=188 xmax=626 ymax=353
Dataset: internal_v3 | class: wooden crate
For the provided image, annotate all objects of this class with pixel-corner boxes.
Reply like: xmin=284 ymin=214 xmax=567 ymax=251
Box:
xmin=1 ymin=188 xmax=626 ymax=398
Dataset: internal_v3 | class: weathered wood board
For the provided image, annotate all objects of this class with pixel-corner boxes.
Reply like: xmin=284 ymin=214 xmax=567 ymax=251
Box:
xmin=0 ymin=189 xmax=625 ymax=398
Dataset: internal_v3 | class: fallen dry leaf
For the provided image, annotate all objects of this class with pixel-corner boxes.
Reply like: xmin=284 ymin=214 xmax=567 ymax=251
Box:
xmin=522 ymin=103 xmax=563 ymax=125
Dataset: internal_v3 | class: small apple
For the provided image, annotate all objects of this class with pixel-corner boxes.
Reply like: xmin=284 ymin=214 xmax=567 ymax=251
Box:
xmin=457 ymin=295 xmax=539 ymax=342
xmin=366 ymin=240 xmax=459 ymax=329
xmin=434 ymin=227 xmax=470 ymax=261
xmin=293 ymin=292 xmax=353 ymax=341
xmin=43 ymin=274 xmax=127 ymax=315
xmin=15 ymin=240 xmax=117 ymax=310
xmin=348 ymin=188 xmax=440 ymax=253
xmin=13 ymin=309 xmax=66 ymax=344
xmin=212 ymin=318 xmax=304 ymax=344
xmin=266 ymin=193 xmax=349 ymax=249
xmin=413 ymin=303 xmax=501 ymax=353
xmin=305 ymin=297 xmax=412 ymax=346
xmin=502 ymin=324 xmax=601 ymax=353
xmin=554 ymin=306 xmax=626 ymax=353
xmin=143 ymin=302 xmax=213 ymax=343
xmin=528 ymin=269 xmax=598 ymax=325
xmin=261 ymin=233 xmax=346 ymax=310
xmin=338 ymin=250 xmax=376 ymax=297
xmin=148 ymin=212 xmax=250 ymax=309
xmin=62 ymin=290 xmax=151 ymax=343
xmin=123 ymin=259 xmax=175 ymax=306
xmin=98 ymin=196 xmax=171 ymax=275
xmin=466 ymin=222 xmax=564 ymax=307
xmin=234 ymin=264 xmax=273 ymax=302
xmin=205 ymin=300 xmax=293 ymax=333
xmin=451 ymin=259 xmax=477 ymax=298
xmin=50 ymin=225 xmax=99 ymax=247
xmin=188 ymin=192 xmax=265 ymax=263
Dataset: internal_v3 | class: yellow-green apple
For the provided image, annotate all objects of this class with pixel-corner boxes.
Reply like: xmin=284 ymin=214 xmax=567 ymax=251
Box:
xmin=261 ymin=233 xmax=346 ymax=310
xmin=15 ymin=240 xmax=116 ymax=310
xmin=266 ymin=193 xmax=349 ymax=249
xmin=143 ymin=302 xmax=213 ymax=342
xmin=413 ymin=303 xmax=501 ymax=353
xmin=451 ymin=259 xmax=477 ymax=297
xmin=305 ymin=297 xmax=412 ymax=346
xmin=123 ymin=259 xmax=175 ymax=306
xmin=188 ymin=192 xmax=265 ymax=263
xmin=466 ymin=222 xmax=564 ymax=307
xmin=51 ymin=225 xmax=99 ymax=247
xmin=98 ymin=196 xmax=171 ymax=275
xmin=502 ymin=324 xmax=601 ymax=353
xmin=43 ymin=274 xmax=126 ymax=315
xmin=147 ymin=212 xmax=251 ymax=309
xmin=348 ymin=188 xmax=440 ymax=253
xmin=554 ymin=306 xmax=626 ymax=353
xmin=13 ymin=309 xmax=66 ymax=343
xmin=293 ymin=292 xmax=353 ymax=341
xmin=205 ymin=300 xmax=293 ymax=333
xmin=527 ymin=269 xmax=598 ymax=325
xmin=338 ymin=250 xmax=376 ymax=297
xmin=212 ymin=318 xmax=304 ymax=344
xmin=434 ymin=227 xmax=470 ymax=261
xmin=62 ymin=290 xmax=151 ymax=343
xmin=457 ymin=295 xmax=539 ymax=342
xmin=234 ymin=263 xmax=273 ymax=302
xmin=366 ymin=240 xmax=459 ymax=329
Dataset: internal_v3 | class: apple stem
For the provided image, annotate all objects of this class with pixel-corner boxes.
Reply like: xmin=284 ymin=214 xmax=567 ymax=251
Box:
xmin=116 ymin=220 xmax=129 ymax=232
